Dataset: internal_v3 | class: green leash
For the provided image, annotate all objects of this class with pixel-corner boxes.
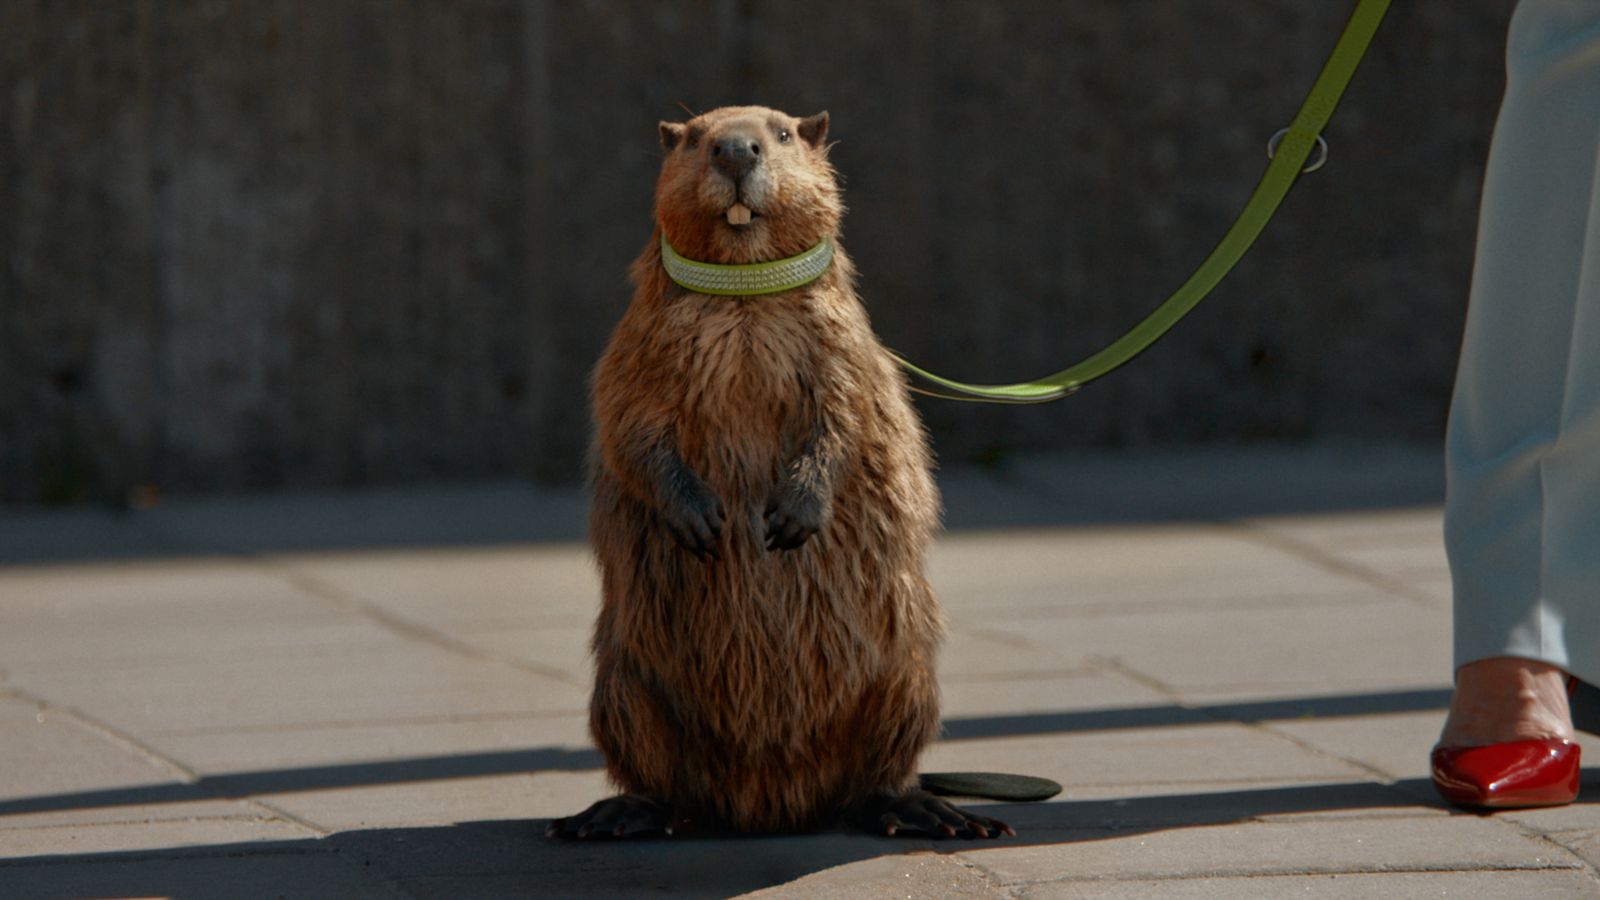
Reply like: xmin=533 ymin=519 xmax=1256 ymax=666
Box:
xmin=896 ymin=0 xmax=1390 ymax=403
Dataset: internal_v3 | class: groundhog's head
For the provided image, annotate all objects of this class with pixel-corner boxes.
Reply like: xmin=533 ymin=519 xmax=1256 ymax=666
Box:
xmin=653 ymin=106 xmax=841 ymax=265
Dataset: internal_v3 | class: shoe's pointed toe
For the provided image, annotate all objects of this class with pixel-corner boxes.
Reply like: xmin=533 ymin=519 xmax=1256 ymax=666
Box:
xmin=1431 ymin=738 xmax=1580 ymax=809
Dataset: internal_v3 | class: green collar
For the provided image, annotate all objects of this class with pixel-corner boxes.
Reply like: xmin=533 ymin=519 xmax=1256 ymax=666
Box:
xmin=660 ymin=234 xmax=834 ymax=296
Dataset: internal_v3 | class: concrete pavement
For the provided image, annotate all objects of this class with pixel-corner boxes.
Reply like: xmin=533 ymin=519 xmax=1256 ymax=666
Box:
xmin=1 ymin=442 xmax=1597 ymax=898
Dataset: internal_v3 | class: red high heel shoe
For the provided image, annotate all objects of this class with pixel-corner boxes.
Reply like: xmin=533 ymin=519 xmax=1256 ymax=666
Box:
xmin=1431 ymin=675 xmax=1584 ymax=809
xmin=1430 ymin=738 xmax=1580 ymax=809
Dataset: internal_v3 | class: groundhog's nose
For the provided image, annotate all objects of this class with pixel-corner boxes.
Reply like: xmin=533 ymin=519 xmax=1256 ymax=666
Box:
xmin=712 ymin=136 xmax=761 ymax=181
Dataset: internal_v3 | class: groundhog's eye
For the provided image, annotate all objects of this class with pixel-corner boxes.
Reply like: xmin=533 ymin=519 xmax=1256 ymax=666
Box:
xmin=778 ymin=129 xmax=791 ymax=144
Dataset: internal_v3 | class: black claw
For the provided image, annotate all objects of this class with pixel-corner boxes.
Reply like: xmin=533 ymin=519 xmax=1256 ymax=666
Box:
xmin=549 ymin=796 xmax=671 ymax=841
xmin=865 ymin=790 xmax=1014 ymax=840
xmin=663 ymin=480 xmax=724 ymax=560
xmin=763 ymin=483 xmax=827 ymax=552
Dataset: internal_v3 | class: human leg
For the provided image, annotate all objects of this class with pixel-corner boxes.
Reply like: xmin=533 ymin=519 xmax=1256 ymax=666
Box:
xmin=1435 ymin=1 xmax=1600 ymax=806
xmin=1444 ymin=0 xmax=1600 ymax=732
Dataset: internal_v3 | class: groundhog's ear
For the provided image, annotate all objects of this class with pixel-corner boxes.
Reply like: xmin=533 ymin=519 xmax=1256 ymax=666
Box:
xmin=659 ymin=122 xmax=687 ymax=151
xmin=797 ymin=111 xmax=829 ymax=149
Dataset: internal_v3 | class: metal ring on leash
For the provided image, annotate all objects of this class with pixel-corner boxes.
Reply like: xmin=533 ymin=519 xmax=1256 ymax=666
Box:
xmin=1266 ymin=128 xmax=1329 ymax=173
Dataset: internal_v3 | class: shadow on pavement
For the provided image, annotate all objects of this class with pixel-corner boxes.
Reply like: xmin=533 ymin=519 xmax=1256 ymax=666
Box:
xmin=7 ymin=781 xmax=1600 ymax=900
xmin=940 ymin=687 xmax=1455 ymax=740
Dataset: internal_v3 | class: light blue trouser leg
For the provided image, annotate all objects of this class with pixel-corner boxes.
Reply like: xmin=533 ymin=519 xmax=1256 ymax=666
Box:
xmin=1445 ymin=0 xmax=1600 ymax=692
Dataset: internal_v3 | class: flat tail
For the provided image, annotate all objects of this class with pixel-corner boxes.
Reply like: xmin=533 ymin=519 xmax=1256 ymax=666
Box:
xmin=919 ymin=772 xmax=1063 ymax=802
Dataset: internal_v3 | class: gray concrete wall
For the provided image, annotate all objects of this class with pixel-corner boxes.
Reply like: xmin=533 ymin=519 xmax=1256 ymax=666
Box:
xmin=1 ymin=1 xmax=1514 ymax=502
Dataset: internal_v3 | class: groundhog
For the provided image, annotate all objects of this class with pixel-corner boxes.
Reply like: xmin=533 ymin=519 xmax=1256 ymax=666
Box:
xmin=550 ymin=106 xmax=1014 ymax=840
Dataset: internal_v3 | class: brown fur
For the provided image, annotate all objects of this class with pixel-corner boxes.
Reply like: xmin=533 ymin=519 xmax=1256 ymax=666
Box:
xmin=585 ymin=106 xmax=944 ymax=833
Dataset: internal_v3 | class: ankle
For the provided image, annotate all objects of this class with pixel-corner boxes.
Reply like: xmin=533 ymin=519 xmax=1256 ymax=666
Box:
xmin=1438 ymin=657 xmax=1575 ymax=747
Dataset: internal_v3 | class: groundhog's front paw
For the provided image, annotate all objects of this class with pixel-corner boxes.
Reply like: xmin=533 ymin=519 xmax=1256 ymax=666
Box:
xmin=663 ymin=486 xmax=725 ymax=561
xmin=764 ymin=486 xmax=829 ymax=551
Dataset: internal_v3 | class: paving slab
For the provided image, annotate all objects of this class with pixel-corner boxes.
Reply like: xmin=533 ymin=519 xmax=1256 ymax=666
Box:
xmin=1546 ymin=828 xmax=1600 ymax=875
xmin=929 ymin=526 xmax=1379 ymax=615
xmin=937 ymin=670 xmax=1173 ymax=722
xmin=1261 ymin=710 xmax=1445 ymax=782
xmin=1018 ymin=869 xmax=1600 ymax=899
xmin=922 ymin=726 xmax=1368 ymax=794
xmin=1497 ymin=769 xmax=1600 ymax=835
xmin=1 ymin=599 xmax=394 ymax=675
xmin=953 ymin=815 xmax=1586 ymax=884
xmin=999 ymin=444 xmax=1446 ymax=522
xmin=0 ymin=815 xmax=317 ymax=860
xmin=266 ymin=771 xmax=600 ymax=833
xmin=979 ymin=601 xmax=1453 ymax=696
xmin=1240 ymin=506 xmax=1448 ymax=558
xmin=937 ymin=626 xmax=1094 ymax=679
xmin=271 ymin=544 xmax=601 ymax=626
xmin=0 ymin=557 xmax=296 ymax=609
xmin=16 ymin=641 xmax=587 ymax=739
xmin=442 ymin=622 xmax=597 ymax=676
xmin=0 ymin=694 xmax=275 ymax=837
xmin=150 ymin=712 xmax=594 ymax=771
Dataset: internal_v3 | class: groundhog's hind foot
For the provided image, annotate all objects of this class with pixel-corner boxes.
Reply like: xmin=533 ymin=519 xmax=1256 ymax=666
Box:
xmin=858 ymin=789 xmax=1015 ymax=839
xmin=546 ymin=794 xmax=671 ymax=840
